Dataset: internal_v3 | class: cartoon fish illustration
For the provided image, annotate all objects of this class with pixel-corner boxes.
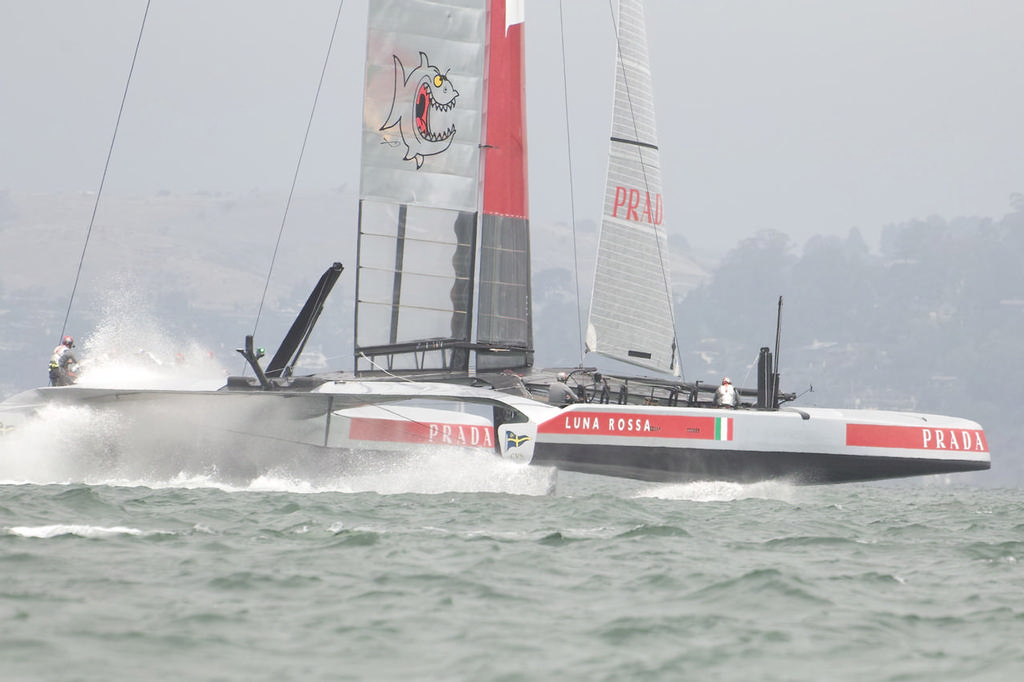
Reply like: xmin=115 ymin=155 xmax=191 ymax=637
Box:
xmin=380 ymin=51 xmax=459 ymax=169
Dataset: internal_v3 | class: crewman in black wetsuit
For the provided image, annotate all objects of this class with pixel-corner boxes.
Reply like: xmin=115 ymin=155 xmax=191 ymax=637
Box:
xmin=48 ymin=336 xmax=78 ymax=386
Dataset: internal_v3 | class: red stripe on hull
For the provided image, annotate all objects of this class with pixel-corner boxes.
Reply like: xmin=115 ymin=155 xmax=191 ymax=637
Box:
xmin=846 ymin=423 xmax=988 ymax=452
xmin=539 ymin=411 xmax=723 ymax=440
xmin=349 ymin=417 xmax=495 ymax=449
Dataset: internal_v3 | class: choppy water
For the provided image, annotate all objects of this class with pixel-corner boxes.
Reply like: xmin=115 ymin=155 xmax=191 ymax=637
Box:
xmin=1 ymin=441 xmax=1022 ymax=681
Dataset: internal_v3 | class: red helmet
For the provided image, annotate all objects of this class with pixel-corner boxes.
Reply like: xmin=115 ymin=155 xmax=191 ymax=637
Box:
xmin=62 ymin=336 xmax=74 ymax=348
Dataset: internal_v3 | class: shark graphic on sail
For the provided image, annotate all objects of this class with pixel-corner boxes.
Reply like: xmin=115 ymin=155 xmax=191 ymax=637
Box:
xmin=356 ymin=0 xmax=531 ymax=375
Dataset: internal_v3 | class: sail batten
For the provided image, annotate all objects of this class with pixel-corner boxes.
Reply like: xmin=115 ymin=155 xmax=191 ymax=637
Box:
xmin=611 ymin=136 xmax=659 ymax=151
xmin=586 ymin=0 xmax=680 ymax=377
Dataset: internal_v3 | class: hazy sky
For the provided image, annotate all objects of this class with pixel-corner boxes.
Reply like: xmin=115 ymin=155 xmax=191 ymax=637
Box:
xmin=1 ymin=0 xmax=1022 ymax=253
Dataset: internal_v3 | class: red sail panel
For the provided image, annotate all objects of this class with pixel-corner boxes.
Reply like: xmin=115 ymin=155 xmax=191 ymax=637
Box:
xmin=482 ymin=0 xmax=528 ymax=219
xmin=475 ymin=0 xmax=533 ymax=369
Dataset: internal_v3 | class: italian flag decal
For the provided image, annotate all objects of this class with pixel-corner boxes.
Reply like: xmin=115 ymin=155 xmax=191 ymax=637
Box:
xmin=715 ymin=417 xmax=733 ymax=441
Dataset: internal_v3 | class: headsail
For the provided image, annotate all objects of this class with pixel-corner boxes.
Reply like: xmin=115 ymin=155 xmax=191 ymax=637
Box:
xmin=355 ymin=0 xmax=531 ymax=374
xmin=585 ymin=0 xmax=680 ymax=376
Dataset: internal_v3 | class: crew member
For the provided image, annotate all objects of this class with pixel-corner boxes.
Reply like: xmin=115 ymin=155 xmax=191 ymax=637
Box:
xmin=713 ymin=376 xmax=738 ymax=408
xmin=49 ymin=335 xmax=78 ymax=386
xmin=548 ymin=372 xmax=578 ymax=407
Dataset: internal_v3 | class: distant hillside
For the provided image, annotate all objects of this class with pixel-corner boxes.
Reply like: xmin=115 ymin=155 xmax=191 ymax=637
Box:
xmin=0 ymin=189 xmax=707 ymax=392
xmin=1 ymin=190 xmax=354 ymax=396
xmin=675 ymin=204 xmax=1024 ymax=486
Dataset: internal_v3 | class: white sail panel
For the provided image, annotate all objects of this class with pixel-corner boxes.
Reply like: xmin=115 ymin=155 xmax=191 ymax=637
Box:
xmin=360 ymin=0 xmax=486 ymax=211
xmin=356 ymin=0 xmax=487 ymax=372
xmin=585 ymin=0 xmax=679 ymax=376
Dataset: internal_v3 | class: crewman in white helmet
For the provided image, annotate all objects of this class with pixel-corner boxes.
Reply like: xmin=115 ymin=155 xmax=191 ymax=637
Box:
xmin=713 ymin=377 xmax=738 ymax=408
xmin=548 ymin=372 xmax=578 ymax=407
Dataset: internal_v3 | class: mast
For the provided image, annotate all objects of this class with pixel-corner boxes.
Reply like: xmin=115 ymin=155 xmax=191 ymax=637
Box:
xmin=476 ymin=0 xmax=533 ymax=371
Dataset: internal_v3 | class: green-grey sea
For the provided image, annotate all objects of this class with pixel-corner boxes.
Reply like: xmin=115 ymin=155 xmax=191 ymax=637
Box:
xmin=1 ymin=442 xmax=1021 ymax=681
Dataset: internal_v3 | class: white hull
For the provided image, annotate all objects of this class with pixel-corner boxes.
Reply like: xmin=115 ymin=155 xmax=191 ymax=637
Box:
xmin=1 ymin=384 xmax=989 ymax=486
xmin=530 ymin=404 xmax=989 ymax=484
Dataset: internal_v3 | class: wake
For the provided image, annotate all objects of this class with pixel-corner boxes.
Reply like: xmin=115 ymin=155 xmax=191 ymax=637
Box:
xmin=634 ymin=479 xmax=798 ymax=503
xmin=0 ymin=402 xmax=555 ymax=496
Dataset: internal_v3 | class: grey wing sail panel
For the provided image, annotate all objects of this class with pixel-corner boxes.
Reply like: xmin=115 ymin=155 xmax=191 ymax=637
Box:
xmin=476 ymin=212 xmax=532 ymax=370
xmin=355 ymin=201 xmax=477 ymax=372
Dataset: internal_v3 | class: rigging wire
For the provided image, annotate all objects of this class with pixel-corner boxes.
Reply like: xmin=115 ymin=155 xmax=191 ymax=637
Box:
xmin=59 ymin=0 xmax=152 ymax=343
xmin=557 ymin=0 xmax=586 ymax=365
xmin=355 ymin=352 xmax=477 ymax=428
xmin=251 ymin=0 xmax=346 ymax=341
xmin=738 ymin=349 xmax=761 ymax=389
xmin=358 ymin=352 xmax=420 ymax=383
xmin=606 ymin=0 xmax=685 ymax=381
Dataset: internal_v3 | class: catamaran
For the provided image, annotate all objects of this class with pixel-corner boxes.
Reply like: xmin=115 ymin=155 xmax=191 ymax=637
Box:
xmin=0 ymin=0 xmax=990 ymax=485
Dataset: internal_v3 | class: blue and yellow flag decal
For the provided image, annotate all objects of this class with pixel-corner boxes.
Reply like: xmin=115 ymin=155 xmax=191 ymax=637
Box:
xmin=505 ymin=431 xmax=532 ymax=449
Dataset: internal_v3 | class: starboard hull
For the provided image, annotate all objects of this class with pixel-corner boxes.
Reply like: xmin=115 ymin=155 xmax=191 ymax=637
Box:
xmin=527 ymin=404 xmax=990 ymax=485
xmin=530 ymin=442 xmax=988 ymax=485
